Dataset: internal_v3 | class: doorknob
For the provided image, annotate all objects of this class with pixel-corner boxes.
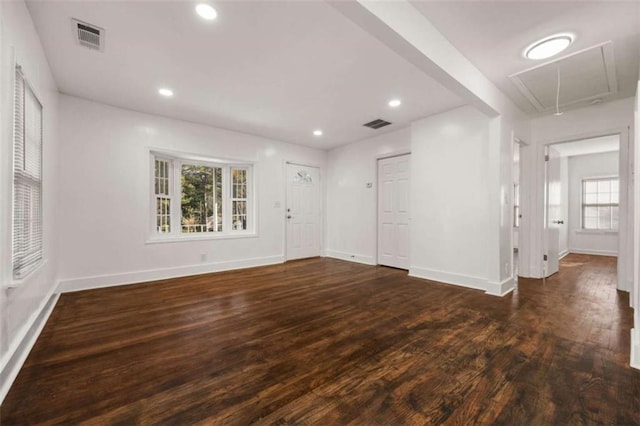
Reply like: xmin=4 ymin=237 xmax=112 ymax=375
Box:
xmin=287 ymin=215 xmax=292 ymax=219
xmin=552 ymin=220 xmax=564 ymax=224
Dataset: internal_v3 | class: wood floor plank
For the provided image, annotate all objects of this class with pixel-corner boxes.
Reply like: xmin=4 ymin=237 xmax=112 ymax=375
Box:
xmin=1 ymin=254 xmax=639 ymax=425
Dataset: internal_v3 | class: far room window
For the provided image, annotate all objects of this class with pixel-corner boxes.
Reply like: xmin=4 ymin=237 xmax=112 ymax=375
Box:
xmin=151 ymin=152 xmax=253 ymax=239
xmin=12 ymin=65 xmax=44 ymax=279
xmin=582 ymin=177 xmax=618 ymax=231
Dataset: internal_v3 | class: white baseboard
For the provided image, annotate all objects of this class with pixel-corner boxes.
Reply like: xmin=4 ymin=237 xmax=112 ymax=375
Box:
xmin=486 ymin=277 xmax=515 ymax=297
xmin=0 ymin=286 xmax=60 ymax=405
xmin=409 ymin=266 xmax=487 ymax=292
xmin=568 ymin=248 xmax=618 ymax=257
xmin=559 ymin=250 xmax=570 ymax=260
xmin=324 ymin=250 xmax=376 ymax=266
xmin=58 ymin=255 xmax=285 ymax=293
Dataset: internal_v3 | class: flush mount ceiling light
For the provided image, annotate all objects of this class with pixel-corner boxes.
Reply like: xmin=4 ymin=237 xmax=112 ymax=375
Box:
xmin=524 ymin=33 xmax=574 ymax=60
xmin=196 ymin=3 xmax=218 ymax=20
xmin=313 ymin=129 xmax=323 ymax=136
xmin=388 ymin=99 xmax=402 ymax=108
xmin=158 ymin=88 xmax=174 ymax=97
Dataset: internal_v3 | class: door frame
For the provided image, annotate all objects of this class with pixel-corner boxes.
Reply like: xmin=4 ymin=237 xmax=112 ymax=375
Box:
xmin=375 ymin=151 xmax=411 ymax=268
xmin=539 ymin=128 xmax=629 ymax=288
xmin=511 ymin=137 xmax=527 ymax=283
xmin=283 ymin=161 xmax=324 ymax=261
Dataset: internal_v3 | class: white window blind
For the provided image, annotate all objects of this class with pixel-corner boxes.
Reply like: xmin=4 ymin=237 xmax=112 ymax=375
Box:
xmin=13 ymin=66 xmax=43 ymax=279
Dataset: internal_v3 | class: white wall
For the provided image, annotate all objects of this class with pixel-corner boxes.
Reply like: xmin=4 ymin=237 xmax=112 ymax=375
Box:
xmin=528 ymin=97 xmax=634 ymax=291
xmin=567 ymin=151 xmax=619 ymax=256
xmin=559 ymin=156 xmax=569 ymax=257
xmin=409 ymin=106 xmax=492 ymax=290
xmin=631 ymin=79 xmax=639 ymax=370
xmin=0 ymin=0 xmax=60 ymax=401
xmin=56 ymin=95 xmax=326 ymax=291
xmin=325 ymin=127 xmax=410 ymax=264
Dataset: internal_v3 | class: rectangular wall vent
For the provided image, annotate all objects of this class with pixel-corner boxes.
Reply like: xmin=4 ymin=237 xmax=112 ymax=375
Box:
xmin=72 ymin=19 xmax=104 ymax=51
xmin=363 ymin=119 xmax=392 ymax=129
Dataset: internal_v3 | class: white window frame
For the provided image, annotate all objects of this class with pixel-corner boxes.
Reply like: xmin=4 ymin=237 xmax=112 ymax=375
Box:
xmin=12 ymin=64 xmax=44 ymax=280
xmin=148 ymin=150 xmax=256 ymax=243
xmin=581 ymin=176 xmax=619 ymax=231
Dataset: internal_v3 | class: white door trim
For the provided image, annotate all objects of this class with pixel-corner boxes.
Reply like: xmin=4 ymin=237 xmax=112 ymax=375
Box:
xmin=537 ymin=129 xmax=628 ymax=289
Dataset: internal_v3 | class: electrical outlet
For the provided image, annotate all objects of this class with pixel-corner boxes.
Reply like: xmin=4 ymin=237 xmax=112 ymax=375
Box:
xmin=200 ymin=253 xmax=207 ymax=262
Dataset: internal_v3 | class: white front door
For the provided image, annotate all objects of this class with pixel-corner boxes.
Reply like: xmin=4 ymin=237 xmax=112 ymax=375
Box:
xmin=545 ymin=146 xmax=562 ymax=277
xmin=378 ymin=154 xmax=410 ymax=269
xmin=286 ymin=164 xmax=321 ymax=261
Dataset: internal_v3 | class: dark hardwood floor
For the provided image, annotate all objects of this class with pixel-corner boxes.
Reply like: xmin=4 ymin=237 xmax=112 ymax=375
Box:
xmin=2 ymin=254 xmax=639 ymax=425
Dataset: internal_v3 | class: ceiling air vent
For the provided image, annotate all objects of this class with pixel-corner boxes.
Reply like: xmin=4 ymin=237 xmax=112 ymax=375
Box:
xmin=72 ymin=19 xmax=104 ymax=51
xmin=363 ymin=119 xmax=392 ymax=130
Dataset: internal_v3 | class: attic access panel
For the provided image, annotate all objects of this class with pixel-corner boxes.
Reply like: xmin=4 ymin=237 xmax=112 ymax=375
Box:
xmin=509 ymin=42 xmax=617 ymax=112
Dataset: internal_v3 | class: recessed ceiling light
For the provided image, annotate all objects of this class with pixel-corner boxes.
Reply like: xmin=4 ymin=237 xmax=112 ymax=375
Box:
xmin=524 ymin=33 xmax=574 ymax=60
xmin=313 ymin=130 xmax=323 ymax=136
xmin=158 ymin=88 xmax=174 ymax=97
xmin=388 ymin=99 xmax=402 ymax=108
xmin=196 ymin=3 xmax=218 ymax=20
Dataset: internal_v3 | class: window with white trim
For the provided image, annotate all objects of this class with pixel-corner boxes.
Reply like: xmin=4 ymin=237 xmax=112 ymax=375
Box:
xmin=582 ymin=177 xmax=618 ymax=231
xmin=151 ymin=152 xmax=253 ymax=239
xmin=13 ymin=65 xmax=44 ymax=279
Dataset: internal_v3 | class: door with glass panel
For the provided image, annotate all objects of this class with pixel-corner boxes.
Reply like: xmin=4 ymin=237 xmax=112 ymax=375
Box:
xmin=286 ymin=164 xmax=321 ymax=260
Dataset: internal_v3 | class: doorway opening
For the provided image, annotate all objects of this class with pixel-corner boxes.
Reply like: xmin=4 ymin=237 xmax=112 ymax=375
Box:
xmin=543 ymin=134 xmax=622 ymax=278
xmin=512 ymin=139 xmax=522 ymax=281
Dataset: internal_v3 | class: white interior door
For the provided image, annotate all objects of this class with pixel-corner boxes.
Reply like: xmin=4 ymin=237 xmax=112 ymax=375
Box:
xmin=378 ymin=154 xmax=410 ymax=269
xmin=545 ymin=146 xmax=562 ymax=277
xmin=286 ymin=164 xmax=320 ymax=260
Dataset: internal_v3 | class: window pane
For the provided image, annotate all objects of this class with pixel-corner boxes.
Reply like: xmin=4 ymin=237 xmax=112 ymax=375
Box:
xmin=232 ymin=200 xmax=247 ymax=230
xmin=611 ymin=192 xmax=619 ymax=204
xmin=598 ymin=206 xmax=611 ymax=229
xmin=612 ymin=206 xmax=619 ymax=230
xmin=585 ymin=181 xmax=597 ymax=193
xmin=584 ymin=206 xmax=597 ymax=218
xmin=597 ymin=191 xmax=610 ymax=204
xmin=584 ymin=217 xmax=597 ymax=229
xmin=181 ymin=164 xmax=218 ymax=233
xmin=232 ymin=168 xmax=247 ymax=199
xmin=155 ymin=159 xmax=170 ymax=196
xmin=611 ymin=179 xmax=619 ymax=193
xmin=597 ymin=180 xmax=610 ymax=194
xmin=156 ymin=197 xmax=171 ymax=233
xmin=585 ymin=193 xmax=597 ymax=204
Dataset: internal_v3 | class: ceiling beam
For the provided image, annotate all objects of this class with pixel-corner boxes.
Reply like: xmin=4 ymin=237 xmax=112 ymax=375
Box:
xmin=329 ymin=0 xmax=525 ymax=119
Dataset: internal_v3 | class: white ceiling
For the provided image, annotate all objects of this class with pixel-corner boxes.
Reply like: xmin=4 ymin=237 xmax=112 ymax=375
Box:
xmin=25 ymin=1 xmax=465 ymax=149
xmin=412 ymin=1 xmax=640 ymax=116
xmin=553 ymin=134 xmax=620 ymax=157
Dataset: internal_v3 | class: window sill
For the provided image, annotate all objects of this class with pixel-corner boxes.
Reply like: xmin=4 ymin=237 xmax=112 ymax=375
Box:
xmin=575 ymin=229 xmax=618 ymax=235
xmin=146 ymin=232 xmax=258 ymax=244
